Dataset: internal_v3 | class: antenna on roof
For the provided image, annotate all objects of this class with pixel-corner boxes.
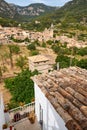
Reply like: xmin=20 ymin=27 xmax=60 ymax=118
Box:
xmin=57 ymin=62 xmax=59 ymax=70
xmin=70 ymin=47 xmax=73 ymax=67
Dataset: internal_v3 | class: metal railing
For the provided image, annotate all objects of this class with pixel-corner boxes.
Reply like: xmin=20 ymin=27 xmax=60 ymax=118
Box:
xmin=9 ymin=102 xmax=35 ymax=124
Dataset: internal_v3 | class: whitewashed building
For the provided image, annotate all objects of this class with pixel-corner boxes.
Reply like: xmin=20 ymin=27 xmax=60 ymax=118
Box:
xmin=34 ymin=83 xmax=67 ymax=130
xmin=0 ymin=94 xmax=5 ymax=130
xmin=33 ymin=67 xmax=87 ymax=130
xmin=0 ymin=94 xmax=10 ymax=130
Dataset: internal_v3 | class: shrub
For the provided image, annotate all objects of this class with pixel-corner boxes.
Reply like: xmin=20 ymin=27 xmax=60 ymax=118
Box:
xmin=77 ymin=59 xmax=87 ymax=69
xmin=27 ymin=44 xmax=36 ymax=50
xmin=30 ymin=50 xmax=39 ymax=56
xmin=42 ymin=42 xmax=46 ymax=48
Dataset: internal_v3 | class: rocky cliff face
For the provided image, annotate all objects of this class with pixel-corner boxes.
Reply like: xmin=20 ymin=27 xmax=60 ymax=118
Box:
xmin=9 ymin=3 xmax=56 ymax=16
xmin=0 ymin=0 xmax=56 ymax=19
xmin=0 ymin=0 xmax=16 ymax=18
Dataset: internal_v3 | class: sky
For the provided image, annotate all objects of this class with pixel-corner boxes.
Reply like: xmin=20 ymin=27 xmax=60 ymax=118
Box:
xmin=5 ymin=0 xmax=71 ymax=7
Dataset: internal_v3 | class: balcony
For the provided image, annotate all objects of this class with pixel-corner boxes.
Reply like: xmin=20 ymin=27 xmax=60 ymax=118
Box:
xmin=5 ymin=102 xmax=41 ymax=130
xmin=14 ymin=118 xmax=41 ymax=130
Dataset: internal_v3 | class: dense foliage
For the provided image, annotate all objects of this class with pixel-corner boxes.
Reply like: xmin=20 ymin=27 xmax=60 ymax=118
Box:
xmin=0 ymin=17 xmax=18 ymax=27
xmin=51 ymin=42 xmax=87 ymax=56
xmin=27 ymin=43 xmax=36 ymax=50
xmin=77 ymin=47 xmax=87 ymax=56
xmin=4 ymin=68 xmax=39 ymax=109
xmin=16 ymin=56 xmax=28 ymax=70
xmin=77 ymin=59 xmax=87 ymax=69
xmin=53 ymin=43 xmax=87 ymax=70
xmin=55 ymin=53 xmax=87 ymax=70
xmin=52 ymin=42 xmax=71 ymax=55
xmin=20 ymin=0 xmax=87 ymax=32
xmin=42 ymin=42 xmax=46 ymax=48
xmin=30 ymin=50 xmax=39 ymax=56
xmin=55 ymin=54 xmax=77 ymax=68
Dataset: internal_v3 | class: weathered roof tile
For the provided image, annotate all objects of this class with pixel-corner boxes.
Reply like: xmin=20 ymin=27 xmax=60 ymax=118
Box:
xmin=33 ymin=67 xmax=87 ymax=130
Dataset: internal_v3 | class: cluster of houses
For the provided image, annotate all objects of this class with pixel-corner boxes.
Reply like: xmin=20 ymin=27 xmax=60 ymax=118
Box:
xmin=56 ymin=35 xmax=87 ymax=48
xmin=0 ymin=24 xmax=53 ymax=44
xmin=0 ymin=24 xmax=87 ymax=130
xmin=0 ymin=24 xmax=87 ymax=48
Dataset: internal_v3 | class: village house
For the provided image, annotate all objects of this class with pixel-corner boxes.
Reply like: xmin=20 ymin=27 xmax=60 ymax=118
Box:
xmin=0 ymin=67 xmax=87 ymax=130
xmin=32 ymin=67 xmax=87 ymax=130
xmin=0 ymin=94 xmax=5 ymax=130
xmin=43 ymin=24 xmax=54 ymax=42
xmin=28 ymin=55 xmax=52 ymax=73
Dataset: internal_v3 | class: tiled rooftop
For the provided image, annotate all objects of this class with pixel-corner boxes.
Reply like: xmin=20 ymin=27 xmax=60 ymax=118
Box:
xmin=33 ymin=67 xmax=87 ymax=130
xmin=28 ymin=55 xmax=49 ymax=63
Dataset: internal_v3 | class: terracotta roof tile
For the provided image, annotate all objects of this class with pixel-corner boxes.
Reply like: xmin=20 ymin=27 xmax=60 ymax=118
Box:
xmin=28 ymin=55 xmax=49 ymax=63
xmin=33 ymin=67 xmax=87 ymax=130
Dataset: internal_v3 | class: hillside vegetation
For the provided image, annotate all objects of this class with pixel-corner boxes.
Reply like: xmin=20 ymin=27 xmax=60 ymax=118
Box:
xmin=0 ymin=17 xmax=19 ymax=27
xmin=0 ymin=0 xmax=87 ymax=32
xmin=0 ymin=0 xmax=56 ymax=21
xmin=21 ymin=0 xmax=87 ymax=31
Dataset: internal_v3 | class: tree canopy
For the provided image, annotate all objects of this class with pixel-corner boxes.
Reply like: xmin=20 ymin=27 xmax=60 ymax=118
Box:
xmin=4 ymin=68 xmax=39 ymax=109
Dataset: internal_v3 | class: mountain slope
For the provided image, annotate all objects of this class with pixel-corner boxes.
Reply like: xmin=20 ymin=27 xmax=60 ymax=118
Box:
xmin=0 ymin=0 xmax=16 ymax=18
xmin=59 ymin=0 xmax=87 ymax=22
xmin=29 ymin=0 xmax=87 ymax=31
xmin=51 ymin=0 xmax=87 ymax=23
xmin=0 ymin=0 xmax=56 ymax=20
xmin=0 ymin=0 xmax=87 ymax=29
xmin=9 ymin=3 xmax=55 ymax=16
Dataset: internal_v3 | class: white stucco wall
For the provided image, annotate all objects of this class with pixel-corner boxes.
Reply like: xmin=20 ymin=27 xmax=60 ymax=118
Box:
xmin=0 ymin=94 xmax=5 ymax=130
xmin=34 ymin=83 xmax=68 ymax=130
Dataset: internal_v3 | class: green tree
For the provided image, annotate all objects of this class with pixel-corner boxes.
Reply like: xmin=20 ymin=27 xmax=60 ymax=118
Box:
xmin=8 ymin=45 xmax=20 ymax=68
xmin=4 ymin=68 xmax=39 ymax=109
xmin=55 ymin=54 xmax=77 ymax=68
xmin=24 ymin=37 xmax=30 ymax=42
xmin=77 ymin=59 xmax=87 ymax=69
xmin=32 ymin=40 xmax=40 ymax=46
xmin=27 ymin=43 xmax=36 ymax=50
xmin=16 ymin=55 xmax=27 ymax=71
xmin=30 ymin=50 xmax=39 ymax=56
xmin=42 ymin=42 xmax=46 ymax=48
xmin=52 ymin=45 xmax=60 ymax=53
xmin=56 ymin=55 xmax=70 ymax=68
xmin=77 ymin=47 xmax=87 ymax=56
xmin=47 ymin=40 xmax=53 ymax=45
